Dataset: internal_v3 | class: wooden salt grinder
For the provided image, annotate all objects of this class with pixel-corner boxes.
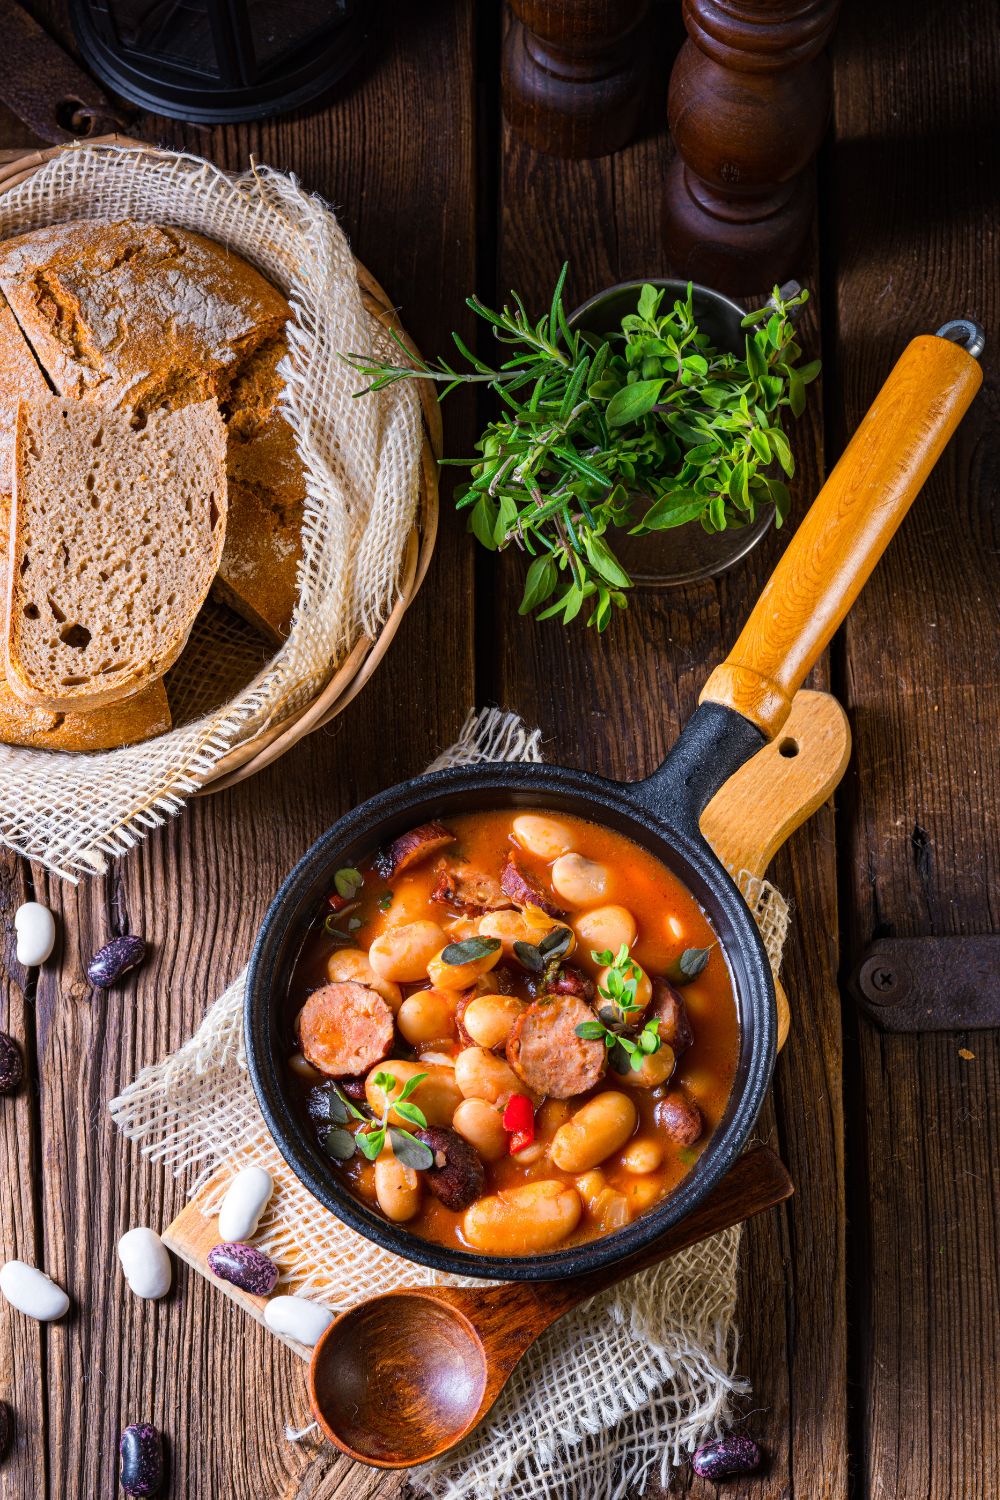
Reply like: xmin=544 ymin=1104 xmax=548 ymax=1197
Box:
xmin=664 ymin=0 xmax=842 ymax=293
xmin=502 ymin=0 xmax=651 ymax=159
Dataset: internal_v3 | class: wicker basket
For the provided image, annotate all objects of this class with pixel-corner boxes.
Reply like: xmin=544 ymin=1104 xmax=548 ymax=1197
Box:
xmin=0 ymin=137 xmax=440 ymax=797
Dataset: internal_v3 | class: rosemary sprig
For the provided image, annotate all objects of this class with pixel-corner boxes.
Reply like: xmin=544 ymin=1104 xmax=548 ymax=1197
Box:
xmin=347 ymin=268 xmax=819 ymax=631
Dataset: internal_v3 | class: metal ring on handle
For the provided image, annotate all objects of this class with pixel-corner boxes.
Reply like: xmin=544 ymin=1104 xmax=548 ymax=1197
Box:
xmin=936 ymin=319 xmax=986 ymax=360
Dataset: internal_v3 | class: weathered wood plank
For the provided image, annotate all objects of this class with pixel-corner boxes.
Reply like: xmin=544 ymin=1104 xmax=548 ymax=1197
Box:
xmin=495 ymin=40 xmax=846 ymax=1494
xmin=11 ymin=3 xmax=478 ymax=1497
xmin=830 ymin=1 xmax=1000 ymax=1496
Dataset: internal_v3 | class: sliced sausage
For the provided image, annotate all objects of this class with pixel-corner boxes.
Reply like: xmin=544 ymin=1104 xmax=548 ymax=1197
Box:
xmin=298 ymin=982 xmax=394 ymax=1079
xmin=506 ymin=993 xmax=606 ymax=1099
xmin=656 ymin=1089 xmax=703 ymax=1146
xmin=500 ymin=852 xmax=566 ymax=919
xmin=430 ymin=859 xmax=513 ymax=916
xmin=415 ymin=1126 xmax=486 ymax=1211
xmin=650 ymin=978 xmax=694 ymax=1054
xmin=376 ymin=821 xmax=455 ymax=879
xmin=528 ymin=964 xmax=595 ymax=1003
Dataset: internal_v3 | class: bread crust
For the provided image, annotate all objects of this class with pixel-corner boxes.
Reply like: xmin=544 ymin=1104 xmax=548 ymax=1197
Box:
xmin=0 ymin=674 xmax=170 ymax=750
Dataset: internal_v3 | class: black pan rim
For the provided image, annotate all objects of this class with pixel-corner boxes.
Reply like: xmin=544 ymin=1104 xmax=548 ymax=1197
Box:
xmin=245 ymin=760 xmax=777 ymax=1282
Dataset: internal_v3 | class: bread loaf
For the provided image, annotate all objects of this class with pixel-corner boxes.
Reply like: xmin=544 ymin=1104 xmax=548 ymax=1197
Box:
xmin=7 ymin=398 xmax=227 ymax=712
xmin=0 ymin=219 xmax=305 ymax=640
xmin=0 ymin=674 xmax=170 ymax=750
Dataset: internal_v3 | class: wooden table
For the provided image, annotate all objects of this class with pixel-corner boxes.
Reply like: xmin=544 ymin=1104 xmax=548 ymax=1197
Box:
xmin=0 ymin=1 xmax=996 ymax=1496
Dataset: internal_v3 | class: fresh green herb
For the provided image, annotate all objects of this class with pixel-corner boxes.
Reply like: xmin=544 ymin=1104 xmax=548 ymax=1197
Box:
xmin=440 ymin=936 xmax=502 ymax=965
xmin=512 ymin=925 xmax=574 ymax=974
xmin=377 ymin=892 xmax=394 ymax=911
xmin=354 ymin=1071 xmax=434 ymax=1169
xmin=334 ymin=867 xmax=364 ymax=901
xmin=575 ymin=944 xmax=662 ymax=1074
xmin=347 ymin=269 xmax=818 ymax=630
xmin=667 ymin=945 xmax=715 ymax=985
xmin=314 ymin=1074 xmax=434 ymax=1170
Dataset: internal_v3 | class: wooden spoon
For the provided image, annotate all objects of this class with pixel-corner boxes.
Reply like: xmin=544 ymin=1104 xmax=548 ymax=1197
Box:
xmin=308 ymin=1144 xmax=792 ymax=1468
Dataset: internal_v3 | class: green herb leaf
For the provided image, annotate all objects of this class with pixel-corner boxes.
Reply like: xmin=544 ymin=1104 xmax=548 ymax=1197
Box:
xmin=606 ymin=378 xmax=667 ymax=427
xmin=393 ymin=1100 xmax=428 ymax=1129
xmin=441 ymin=936 xmax=502 ymax=965
xmin=334 ymin=867 xmax=364 ymax=900
xmin=388 ymin=1128 xmax=435 ymax=1171
xmin=520 ymin=554 xmax=559 ymax=614
xmin=356 ymin=1127 xmax=385 ymax=1161
xmin=377 ymin=893 xmax=393 ymax=911
xmin=512 ymin=939 xmax=546 ymax=973
xmin=320 ymin=1127 xmax=358 ymax=1161
xmin=668 ymin=945 xmax=713 ymax=984
xmin=575 ymin=1020 xmax=608 ymax=1040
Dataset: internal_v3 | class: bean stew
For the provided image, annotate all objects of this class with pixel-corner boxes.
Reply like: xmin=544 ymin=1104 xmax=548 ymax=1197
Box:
xmin=284 ymin=810 xmax=740 ymax=1257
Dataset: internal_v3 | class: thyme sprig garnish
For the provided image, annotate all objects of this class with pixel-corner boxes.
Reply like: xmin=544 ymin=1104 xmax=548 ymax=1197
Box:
xmin=575 ymin=944 xmax=662 ymax=1075
xmin=347 ymin=268 xmax=819 ymax=630
xmin=316 ymin=1073 xmax=434 ymax=1171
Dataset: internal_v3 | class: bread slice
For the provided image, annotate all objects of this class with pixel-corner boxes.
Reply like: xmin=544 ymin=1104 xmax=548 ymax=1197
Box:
xmin=0 ymin=219 xmax=305 ymax=643
xmin=0 ymin=291 xmax=50 ymax=538
xmin=7 ymin=398 xmax=228 ymax=712
xmin=0 ymin=674 xmax=170 ymax=750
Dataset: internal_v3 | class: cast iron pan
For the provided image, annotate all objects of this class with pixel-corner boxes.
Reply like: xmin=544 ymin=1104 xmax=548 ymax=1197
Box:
xmin=246 ymin=321 xmax=983 ymax=1281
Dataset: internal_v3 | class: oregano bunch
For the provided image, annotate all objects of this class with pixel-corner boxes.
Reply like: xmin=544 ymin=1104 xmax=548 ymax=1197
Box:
xmin=348 ymin=267 xmax=819 ymax=631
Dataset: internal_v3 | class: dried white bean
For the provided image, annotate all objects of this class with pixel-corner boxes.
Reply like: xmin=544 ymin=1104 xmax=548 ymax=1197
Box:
xmin=117 ymin=1228 xmax=172 ymax=1300
xmin=263 ymin=1294 xmax=334 ymax=1347
xmin=218 ymin=1167 xmax=274 ymax=1243
xmin=14 ymin=902 xmax=55 ymax=966
xmin=0 ymin=1260 xmax=69 ymax=1321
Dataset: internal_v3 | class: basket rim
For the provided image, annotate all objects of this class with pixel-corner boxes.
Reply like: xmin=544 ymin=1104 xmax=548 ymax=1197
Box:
xmin=0 ymin=135 xmax=440 ymax=795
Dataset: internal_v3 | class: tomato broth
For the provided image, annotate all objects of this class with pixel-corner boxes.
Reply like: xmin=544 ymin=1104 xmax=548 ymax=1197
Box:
xmin=284 ymin=809 xmax=740 ymax=1256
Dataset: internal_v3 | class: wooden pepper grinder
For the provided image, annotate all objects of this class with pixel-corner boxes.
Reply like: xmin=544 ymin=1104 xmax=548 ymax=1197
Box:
xmin=664 ymin=0 xmax=841 ymax=292
xmin=502 ymin=1 xmax=651 ymax=159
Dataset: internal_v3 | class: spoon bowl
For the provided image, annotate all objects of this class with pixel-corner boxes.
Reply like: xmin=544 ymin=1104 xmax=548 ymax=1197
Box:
xmin=311 ymin=1293 xmax=488 ymax=1465
xmin=308 ymin=1144 xmax=793 ymax=1468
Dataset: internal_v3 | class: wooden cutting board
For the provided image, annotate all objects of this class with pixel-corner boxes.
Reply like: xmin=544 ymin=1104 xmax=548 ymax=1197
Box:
xmin=163 ymin=688 xmax=851 ymax=1359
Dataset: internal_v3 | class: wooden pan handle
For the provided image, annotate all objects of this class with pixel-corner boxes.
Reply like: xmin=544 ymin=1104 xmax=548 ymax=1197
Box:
xmin=700 ymin=333 xmax=983 ymax=738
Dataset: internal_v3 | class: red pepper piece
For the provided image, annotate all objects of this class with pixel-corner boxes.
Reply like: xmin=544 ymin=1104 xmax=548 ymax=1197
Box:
xmin=502 ymin=1093 xmax=535 ymax=1154
xmin=327 ymin=891 xmax=349 ymax=912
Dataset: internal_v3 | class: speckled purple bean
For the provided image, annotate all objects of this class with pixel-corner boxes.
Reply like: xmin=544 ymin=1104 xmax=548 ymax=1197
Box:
xmin=119 ymin=1423 xmax=163 ymax=1496
xmin=0 ymin=1032 xmax=23 ymax=1095
xmin=0 ymin=1400 xmax=13 ymax=1464
xmin=207 ymin=1241 xmax=279 ymax=1296
xmin=87 ymin=935 xmax=146 ymax=988
xmin=692 ymin=1434 xmax=762 ymax=1480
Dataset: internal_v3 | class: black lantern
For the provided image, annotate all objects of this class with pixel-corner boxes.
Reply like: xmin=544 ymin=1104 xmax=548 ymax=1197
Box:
xmin=70 ymin=0 xmax=367 ymax=124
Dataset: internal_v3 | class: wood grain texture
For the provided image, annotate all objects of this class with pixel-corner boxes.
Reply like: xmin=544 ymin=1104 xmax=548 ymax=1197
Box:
xmin=1 ymin=2 xmax=478 ymax=1497
xmin=495 ymin=42 xmax=846 ymax=1491
xmin=829 ymin=0 xmax=1000 ymax=1495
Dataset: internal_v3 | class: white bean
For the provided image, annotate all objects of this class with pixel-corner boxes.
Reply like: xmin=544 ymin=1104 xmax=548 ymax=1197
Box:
xmin=263 ymin=1294 xmax=334 ymax=1348
xmin=427 ymin=942 xmax=501 ymax=991
xmin=452 ymin=1098 xmax=509 ymax=1162
xmin=550 ymin=1092 xmax=637 ymax=1173
xmin=551 ymin=854 xmax=608 ymax=906
xmin=374 ymin=1154 xmax=422 ymax=1222
xmin=325 ymin=948 xmax=403 ymax=1011
xmin=397 ymin=989 xmax=457 ymax=1046
xmin=511 ymin=815 xmax=575 ymax=861
xmin=369 ymin=921 xmax=445 ymax=983
xmin=14 ymin=902 xmax=55 ymax=966
xmin=117 ymin=1228 xmax=172 ymax=1300
xmin=461 ymin=994 xmax=525 ymax=1050
xmin=622 ymin=1138 xmax=664 ymax=1174
xmin=0 ymin=1260 xmax=69 ymax=1321
xmin=454 ymin=1046 xmax=522 ymax=1106
xmin=574 ymin=904 xmax=637 ymax=956
xmin=218 ymin=1167 xmax=274 ymax=1243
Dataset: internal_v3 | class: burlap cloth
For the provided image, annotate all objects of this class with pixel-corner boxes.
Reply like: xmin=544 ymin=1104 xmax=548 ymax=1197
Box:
xmin=0 ymin=143 xmax=422 ymax=880
xmin=110 ymin=708 xmax=789 ymax=1499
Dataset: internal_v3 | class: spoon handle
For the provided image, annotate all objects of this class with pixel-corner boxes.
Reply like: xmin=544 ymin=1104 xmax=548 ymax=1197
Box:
xmin=487 ymin=1144 xmax=792 ymax=1336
